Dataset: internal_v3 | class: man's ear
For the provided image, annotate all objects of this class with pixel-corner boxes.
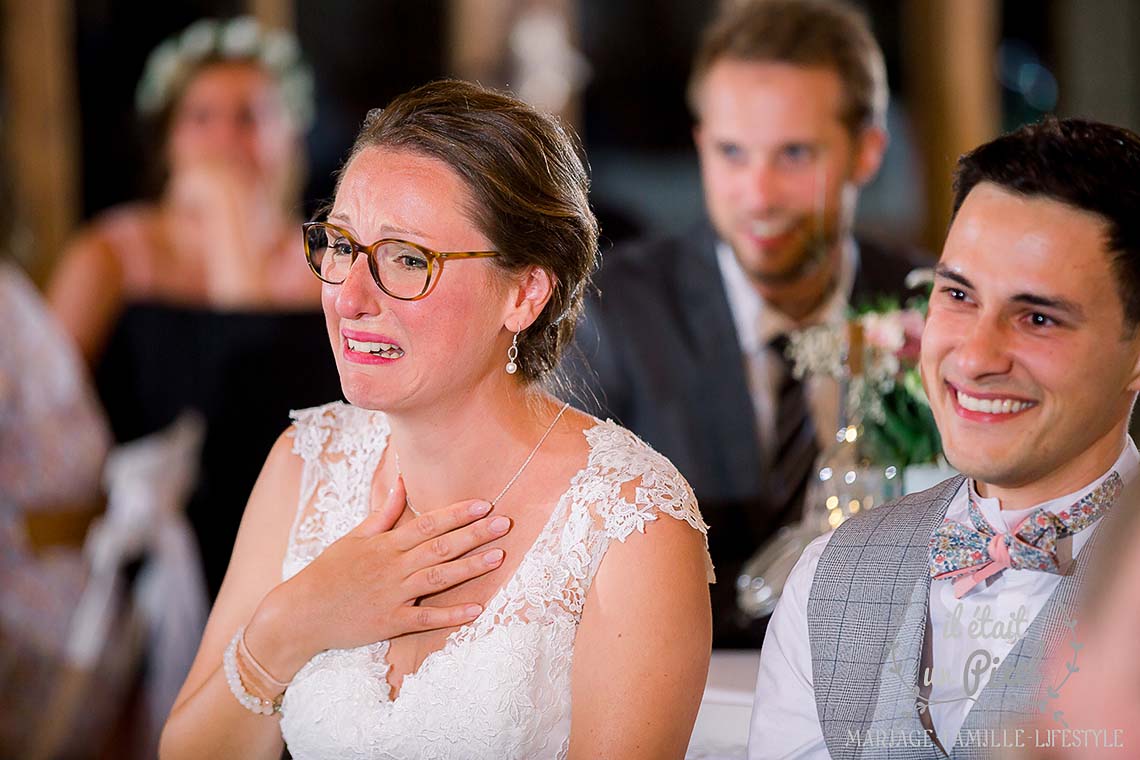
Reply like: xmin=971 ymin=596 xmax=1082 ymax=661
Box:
xmin=504 ymin=266 xmax=555 ymax=332
xmin=851 ymin=125 xmax=888 ymax=187
xmin=692 ymin=124 xmax=709 ymax=164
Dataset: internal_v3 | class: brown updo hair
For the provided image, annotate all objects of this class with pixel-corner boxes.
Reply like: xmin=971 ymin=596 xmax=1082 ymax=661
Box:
xmin=342 ymin=79 xmax=600 ymax=383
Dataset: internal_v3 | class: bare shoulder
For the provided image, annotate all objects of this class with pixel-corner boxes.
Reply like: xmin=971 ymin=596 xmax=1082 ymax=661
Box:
xmin=65 ymin=203 xmax=156 ymax=260
xmin=582 ymin=418 xmax=710 ymax=548
xmin=567 ymin=419 xmax=711 ymax=758
xmin=50 ymin=212 xmax=128 ymax=290
xmin=556 ymin=405 xmax=602 ymax=457
xmin=577 ymin=506 xmax=711 ymax=653
xmin=70 ymin=203 xmax=164 ymax=279
xmin=578 ymin=415 xmax=711 ymax=630
xmin=228 ymin=426 xmax=307 ymax=576
xmin=260 ymin=423 xmax=305 ymax=482
xmin=209 ymin=425 xmax=306 ymax=619
xmin=595 ymin=498 xmax=711 ymax=591
xmin=47 ymin=207 xmax=156 ymax=361
xmin=172 ymin=426 xmax=304 ymax=709
xmin=577 ymin=413 xmax=713 ymax=617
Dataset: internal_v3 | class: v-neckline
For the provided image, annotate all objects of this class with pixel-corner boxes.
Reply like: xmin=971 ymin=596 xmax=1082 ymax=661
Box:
xmin=378 ymin=419 xmax=610 ymax=703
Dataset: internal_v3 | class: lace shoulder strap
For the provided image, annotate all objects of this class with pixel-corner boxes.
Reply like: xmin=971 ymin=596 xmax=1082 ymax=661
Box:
xmin=572 ymin=421 xmax=714 ymax=583
xmin=282 ymin=401 xmax=390 ymax=580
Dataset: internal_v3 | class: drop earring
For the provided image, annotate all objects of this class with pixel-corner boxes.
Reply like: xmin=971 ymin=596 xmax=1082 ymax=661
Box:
xmin=505 ymin=331 xmax=520 ymax=374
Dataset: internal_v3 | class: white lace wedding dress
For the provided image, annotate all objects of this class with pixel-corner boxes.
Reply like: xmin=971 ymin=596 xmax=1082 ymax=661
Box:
xmin=277 ymin=402 xmax=713 ymax=760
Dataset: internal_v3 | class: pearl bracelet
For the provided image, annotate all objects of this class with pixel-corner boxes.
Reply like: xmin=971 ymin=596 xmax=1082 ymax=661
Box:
xmin=223 ymin=627 xmax=286 ymax=716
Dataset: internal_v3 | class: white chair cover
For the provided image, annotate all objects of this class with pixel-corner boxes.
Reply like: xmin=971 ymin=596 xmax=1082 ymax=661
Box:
xmin=33 ymin=412 xmax=208 ymax=760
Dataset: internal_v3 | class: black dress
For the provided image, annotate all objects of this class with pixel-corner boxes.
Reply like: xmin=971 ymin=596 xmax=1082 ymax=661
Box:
xmin=95 ymin=302 xmax=344 ymax=598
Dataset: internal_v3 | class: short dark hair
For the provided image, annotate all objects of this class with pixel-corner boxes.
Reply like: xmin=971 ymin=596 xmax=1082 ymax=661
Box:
xmin=952 ymin=117 xmax=1140 ymax=330
xmin=687 ymin=0 xmax=887 ymax=134
xmin=344 ymin=79 xmax=599 ymax=382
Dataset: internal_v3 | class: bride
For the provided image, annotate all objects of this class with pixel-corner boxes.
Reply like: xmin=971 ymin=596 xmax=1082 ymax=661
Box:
xmin=160 ymin=79 xmax=713 ymax=759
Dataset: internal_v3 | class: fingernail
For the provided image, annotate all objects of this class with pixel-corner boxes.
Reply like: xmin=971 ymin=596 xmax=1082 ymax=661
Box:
xmin=489 ymin=516 xmax=511 ymax=533
xmin=484 ymin=548 xmax=505 ymax=564
xmin=465 ymin=604 xmax=483 ymax=617
xmin=469 ymin=501 xmax=491 ymax=516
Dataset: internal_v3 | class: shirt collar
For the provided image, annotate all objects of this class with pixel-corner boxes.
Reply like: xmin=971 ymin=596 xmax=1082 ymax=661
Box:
xmin=959 ymin=437 xmax=1139 ymax=551
xmin=715 ymin=237 xmax=858 ymax=356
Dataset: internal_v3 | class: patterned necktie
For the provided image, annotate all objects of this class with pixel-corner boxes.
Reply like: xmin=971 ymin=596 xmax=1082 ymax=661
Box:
xmin=929 ymin=471 xmax=1122 ymax=598
xmin=768 ymin=334 xmax=818 ymax=522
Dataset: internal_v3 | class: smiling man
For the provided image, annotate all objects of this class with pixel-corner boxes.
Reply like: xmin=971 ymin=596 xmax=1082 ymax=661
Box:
xmin=568 ymin=0 xmax=926 ymax=648
xmin=748 ymin=117 xmax=1140 ymax=759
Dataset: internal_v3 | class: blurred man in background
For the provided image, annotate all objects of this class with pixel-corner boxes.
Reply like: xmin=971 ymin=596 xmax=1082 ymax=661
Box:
xmin=570 ymin=0 xmax=925 ymax=647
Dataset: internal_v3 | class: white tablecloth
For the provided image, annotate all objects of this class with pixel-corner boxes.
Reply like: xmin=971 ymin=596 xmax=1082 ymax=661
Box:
xmin=687 ymin=650 xmax=759 ymax=759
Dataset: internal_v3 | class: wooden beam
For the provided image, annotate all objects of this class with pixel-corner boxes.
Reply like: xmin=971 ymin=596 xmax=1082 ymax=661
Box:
xmin=2 ymin=0 xmax=80 ymax=284
xmin=902 ymin=0 xmax=1001 ymax=255
xmin=1053 ymin=0 xmax=1140 ymax=131
xmin=248 ymin=0 xmax=295 ymax=32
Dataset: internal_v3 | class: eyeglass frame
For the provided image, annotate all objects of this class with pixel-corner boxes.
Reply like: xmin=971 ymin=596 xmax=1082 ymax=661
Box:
xmin=302 ymin=220 xmax=500 ymax=301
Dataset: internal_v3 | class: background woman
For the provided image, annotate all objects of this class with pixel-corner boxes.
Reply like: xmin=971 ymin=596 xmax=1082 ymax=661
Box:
xmin=47 ymin=17 xmax=342 ymax=598
xmin=161 ymin=79 xmax=713 ymax=759
xmin=0 ymin=254 xmax=111 ymax=753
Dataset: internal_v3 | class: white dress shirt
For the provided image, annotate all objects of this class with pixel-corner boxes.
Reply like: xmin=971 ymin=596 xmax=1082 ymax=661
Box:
xmin=747 ymin=439 xmax=1139 ymax=759
xmin=715 ymin=240 xmax=856 ymax=466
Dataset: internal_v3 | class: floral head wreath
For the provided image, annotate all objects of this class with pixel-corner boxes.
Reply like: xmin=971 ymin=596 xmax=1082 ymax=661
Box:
xmin=135 ymin=16 xmax=315 ymax=131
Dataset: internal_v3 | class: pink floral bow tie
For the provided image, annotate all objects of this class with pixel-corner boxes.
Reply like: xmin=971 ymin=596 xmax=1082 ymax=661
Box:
xmin=929 ymin=471 xmax=1122 ymax=598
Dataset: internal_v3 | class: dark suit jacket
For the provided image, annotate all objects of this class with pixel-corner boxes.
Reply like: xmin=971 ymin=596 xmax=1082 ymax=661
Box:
xmin=565 ymin=221 xmax=928 ymax=647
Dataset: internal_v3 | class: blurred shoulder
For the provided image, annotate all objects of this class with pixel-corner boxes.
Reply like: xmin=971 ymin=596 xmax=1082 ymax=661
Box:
xmin=79 ymin=202 xmax=160 ymax=248
xmin=57 ymin=202 xmax=158 ymax=273
xmin=593 ymin=222 xmax=716 ymax=289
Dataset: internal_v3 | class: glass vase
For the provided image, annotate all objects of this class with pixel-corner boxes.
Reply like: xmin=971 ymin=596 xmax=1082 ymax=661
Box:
xmin=803 ymin=420 xmax=904 ymax=535
xmin=737 ymin=324 xmax=903 ymax=620
xmin=735 ymin=422 xmax=904 ymax=621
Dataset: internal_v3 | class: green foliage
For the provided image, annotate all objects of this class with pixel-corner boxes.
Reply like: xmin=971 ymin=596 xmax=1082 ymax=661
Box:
xmin=850 ymin=294 xmax=901 ymax=316
xmin=851 ymin=292 xmax=929 ymax=318
xmin=861 ymin=369 xmax=942 ymax=467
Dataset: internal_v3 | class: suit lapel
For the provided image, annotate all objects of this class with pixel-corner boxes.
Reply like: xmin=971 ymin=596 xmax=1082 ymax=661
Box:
xmin=673 ymin=225 xmax=764 ymax=496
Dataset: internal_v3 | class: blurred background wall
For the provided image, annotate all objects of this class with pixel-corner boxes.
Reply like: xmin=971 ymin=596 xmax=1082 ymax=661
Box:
xmin=4 ymin=0 xmax=1139 ymax=283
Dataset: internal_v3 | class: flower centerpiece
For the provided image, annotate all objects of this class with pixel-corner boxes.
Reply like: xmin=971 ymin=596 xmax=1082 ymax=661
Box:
xmin=786 ymin=279 xmax=942 ymax=471
xmin=736 ymin=269 xmax=946 ymax=620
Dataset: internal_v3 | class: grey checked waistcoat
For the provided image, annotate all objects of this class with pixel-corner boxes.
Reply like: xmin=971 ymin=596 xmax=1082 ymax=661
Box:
xmin=807 ymin=476 xmax=1099 ymax=759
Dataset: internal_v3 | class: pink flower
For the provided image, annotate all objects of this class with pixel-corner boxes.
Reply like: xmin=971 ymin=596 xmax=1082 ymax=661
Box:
xmin=861 ymin=312 xmax=906 ymax=353
xmin=897 ymin=310 xmax=925 ymax=363
xmin=860 ymin=309 xmax=925 ymax=365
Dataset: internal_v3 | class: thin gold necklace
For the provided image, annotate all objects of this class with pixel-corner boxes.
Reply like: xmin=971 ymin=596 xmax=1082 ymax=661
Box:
xmin=397 ymin=402 xmax=571 ymax=517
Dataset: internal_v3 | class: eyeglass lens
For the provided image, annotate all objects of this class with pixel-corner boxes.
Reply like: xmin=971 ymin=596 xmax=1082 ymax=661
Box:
xmin=305 ymin=224 xmax=432 ymax=298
